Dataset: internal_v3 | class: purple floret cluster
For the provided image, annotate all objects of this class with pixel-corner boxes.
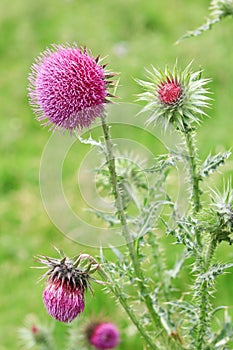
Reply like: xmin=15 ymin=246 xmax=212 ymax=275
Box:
xmin=29 ymin=45 xmax=107 ymax=131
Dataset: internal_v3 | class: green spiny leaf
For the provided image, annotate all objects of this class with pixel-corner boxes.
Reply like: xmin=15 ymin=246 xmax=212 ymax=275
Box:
xmin=200 ymin=151 xmax=231 ymax=178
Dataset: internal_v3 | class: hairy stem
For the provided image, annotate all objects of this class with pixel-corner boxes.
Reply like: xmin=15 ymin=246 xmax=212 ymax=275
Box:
xmin=205 ymin=239 xmax=217 ymax=269
xmin=195 ymin=239 xmax=218 ymax=349
xmin=184 ymin=130 xmax=201 ymax=214
xmin=183 ymin=130 xmax=202 ymax=250
xmin=100 ymin=114 xmax=164 ymax=335
xmin=100 ymin=269 xmax=159 ymax=350
xmin=79 ymin=254 xmax=159 ymax=350
xmin=183 ymin=129 xmax=218 ymax=349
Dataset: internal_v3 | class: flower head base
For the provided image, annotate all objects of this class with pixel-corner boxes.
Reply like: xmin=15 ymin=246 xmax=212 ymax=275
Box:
xmin=137 ymin=62 xmax=211 ymax=132
xmin=36 ymin=252 xmax=101 ymax=323
xmin=29 ymin=44 xmax=115 ymax=132
xmin=86 ymin=321 xmax=120 ymax=349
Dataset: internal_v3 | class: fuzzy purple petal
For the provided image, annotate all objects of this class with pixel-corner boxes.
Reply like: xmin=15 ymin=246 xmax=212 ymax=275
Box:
xmin=90 ymin=322 xmax=120 ymax=349
xmin=42 ymin=282 xmax=85 ymax=322
xmin=29 ymin=44 xmax=107 ymax=131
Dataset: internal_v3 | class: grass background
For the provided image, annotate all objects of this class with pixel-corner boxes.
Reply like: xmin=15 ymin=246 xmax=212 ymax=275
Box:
xmin=1 ymin=0 xmax=233 ymax=349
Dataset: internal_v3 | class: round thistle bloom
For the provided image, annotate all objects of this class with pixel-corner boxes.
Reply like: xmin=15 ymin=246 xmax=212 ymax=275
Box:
xmin=136 ymin=62 xmax=211 ymax=132
xmin=28 ymin=44 xmax=114 ymax=132
xmin=36 ymin=253 xmax=100 ymax=323
xmin=86 ymin=322 xmax=120 ymax=349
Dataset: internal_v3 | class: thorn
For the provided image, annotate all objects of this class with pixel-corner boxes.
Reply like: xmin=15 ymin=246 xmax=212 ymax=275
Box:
xmin=60 ymin=257 xmax=66 ymax=264
xmin=107 ymin=92 xmax=117 ymax=98
xmin=105 ymin=73 xmax=118 ymax=78
xmin=95 ymin=54 xmax=101 ymax=63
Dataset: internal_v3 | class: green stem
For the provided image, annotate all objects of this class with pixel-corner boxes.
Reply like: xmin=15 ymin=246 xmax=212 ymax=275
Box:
xmin=100 ymin=114 xmax=163 ymax=332
xmin=112 ymin=291 xmax=159 ymax=350
xmin=196 ymin=239 xmax=217 ymax=349
xmin=183 ymin=130 xmax=201 ymax=248
xmin=184 ymin=130 xmax=201 ymax=214
xmin=102 ymin=275 xmax=159 ymax=350
xmin=148 ymin=232 xmax=171 ymax=312
xmin=86 ymin=255 xmax=160 ymax=350
xmin=205 ymin=239 xmax=217 ymax=269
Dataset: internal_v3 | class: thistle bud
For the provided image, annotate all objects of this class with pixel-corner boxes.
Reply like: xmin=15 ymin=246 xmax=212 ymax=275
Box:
xmin=85 ymin=321 xmax=120 ymax=349
xmin=136 ymin=62 xmax=211 ymax=132
xmin=18 ymin=315 xmax=53 ymax=349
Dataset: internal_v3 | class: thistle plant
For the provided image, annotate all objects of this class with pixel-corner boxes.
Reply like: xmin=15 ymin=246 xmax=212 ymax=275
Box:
xmin=24 ymin=41 xmax=233 ymax=350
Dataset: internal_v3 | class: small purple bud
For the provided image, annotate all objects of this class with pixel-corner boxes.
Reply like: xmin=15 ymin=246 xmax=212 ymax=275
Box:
xmin=88 ymin=322 xmax=120 ymax=349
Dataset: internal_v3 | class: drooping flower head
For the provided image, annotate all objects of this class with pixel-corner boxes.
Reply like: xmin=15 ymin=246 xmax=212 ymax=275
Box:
xmin=85 ymin=321 xmax=120 ymax=349
xmin=36 ymin=252 xmax=101 ymax=323
xmin=136 ymin=62 xmax=211 ymax=132
xmin=28 ymin=44 xmax=115 ymax=132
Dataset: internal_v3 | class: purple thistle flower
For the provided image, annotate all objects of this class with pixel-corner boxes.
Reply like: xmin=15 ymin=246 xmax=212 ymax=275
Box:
xmin=86 ymin=322 xmax=120 ymax=349
xmin=28 ymin=44 xmax=115 ymax=132
xmin=36 ymin=252 xmax=102 ymax=323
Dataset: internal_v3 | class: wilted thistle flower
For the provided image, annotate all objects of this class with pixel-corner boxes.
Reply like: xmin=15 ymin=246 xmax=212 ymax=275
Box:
xmin=210 ymin=0 xmax=233 ymax=19
xmin=136 ymin=62 xmax=211 ymax=132
xmin=36 ymin=252 xmax=101 ymax=323
xmin=28 ymin=44 xmax=115 ymax=132
xmin=85 ymin=321 xmax=120 ymax=349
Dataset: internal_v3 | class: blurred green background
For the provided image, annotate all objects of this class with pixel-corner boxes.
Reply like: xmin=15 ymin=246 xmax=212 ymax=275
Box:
xmin=1 ymin=0 xmax=233 ymax=349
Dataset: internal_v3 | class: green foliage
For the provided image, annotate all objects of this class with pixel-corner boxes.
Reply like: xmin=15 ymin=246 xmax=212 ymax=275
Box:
xmin=177 ymin=0 xmax=233 ymax=43
xmin=200 ymin=151 xmax=231 ymax=178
